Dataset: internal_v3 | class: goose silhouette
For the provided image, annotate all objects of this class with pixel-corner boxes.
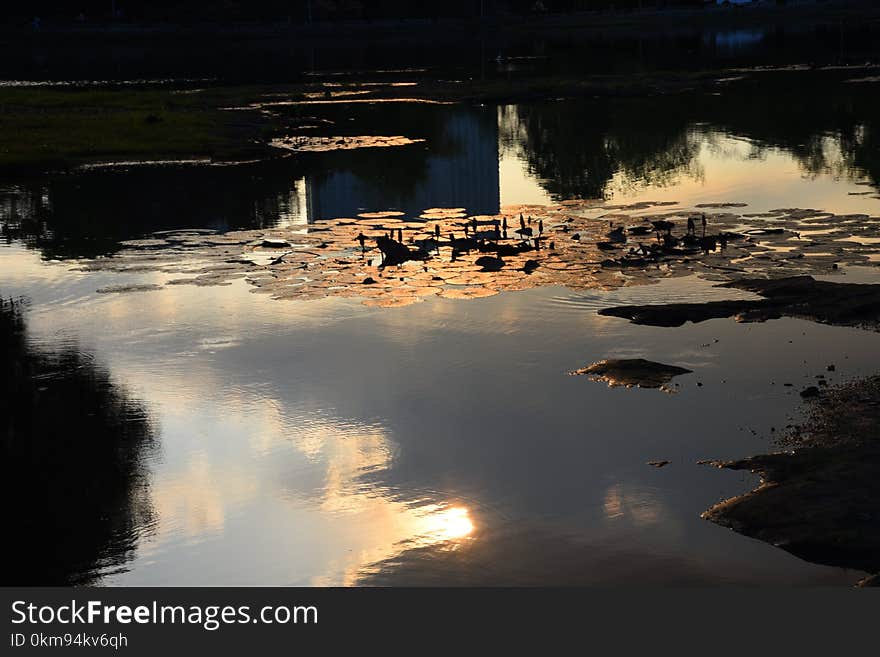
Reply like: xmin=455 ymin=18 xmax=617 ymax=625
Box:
xmin=606 ymin=224 xmax=626 ymax=243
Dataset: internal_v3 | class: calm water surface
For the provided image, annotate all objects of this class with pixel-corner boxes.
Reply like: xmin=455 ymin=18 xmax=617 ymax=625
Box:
xmin=2 ymin=70 xmax=880 ymax=585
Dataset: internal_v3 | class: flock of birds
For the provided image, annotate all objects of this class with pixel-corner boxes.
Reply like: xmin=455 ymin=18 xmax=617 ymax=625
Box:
xmin=606 ymin=213 xmax=734 ymax=262
xmin=355 ymin=211 xmax=739 ymax=270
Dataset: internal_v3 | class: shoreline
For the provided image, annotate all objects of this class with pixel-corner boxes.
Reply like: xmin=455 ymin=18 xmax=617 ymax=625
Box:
xmin=703 ymin=375 xmax=880 ymax=585
xmin=3 ymin=61 xmax=878 ymax=173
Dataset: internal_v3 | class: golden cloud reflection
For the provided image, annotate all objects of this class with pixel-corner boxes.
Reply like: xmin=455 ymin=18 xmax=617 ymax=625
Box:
xmin=136 ymin=384 xmax=477 ymax=584
xmin=603 ymin=483 xmax=665 ymax=527
xmin=314 ymin=502 xmax=476 ymax=587
xmin=295 ymin=420 xmax=475 ymax=585
xmin=115 ymin=349 xmax=475 ymax=584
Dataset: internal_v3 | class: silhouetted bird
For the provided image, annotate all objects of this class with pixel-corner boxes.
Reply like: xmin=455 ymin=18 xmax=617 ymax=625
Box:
xmin=651 ymin=219 xmax=674 ymax=235
xmin=475 ymin=255 xmax=505 ymax=272
xmin=681 ymin=233 xmax=699 ymax=248
xmin=475 ymin=229 xmax=501 ymax=242
xmin=413 ymin=237 xmax=439 ymax=255
xmin=606 ymin=225 xmax=626 ymax=243
xmin=516 ymin=215 xmax=532 ymax=240
xmin=662 ymin=233 xmax=680 ymax=248
xmin=522 ymin=259 xmax=539 ymax=274
xmin=448 ymin=232 xmax=477 ymax=250
xmin=375 ymin=235 xmax=417 ymax=267
xmin=628 ymin=224 xmax=653 ymax=236
xmin=640 ymin=242 xmax=662 ymax=257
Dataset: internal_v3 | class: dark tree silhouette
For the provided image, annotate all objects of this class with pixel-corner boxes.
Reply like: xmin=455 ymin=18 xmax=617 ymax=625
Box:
xmin=1 ymin=298 xmax=156 ymax=584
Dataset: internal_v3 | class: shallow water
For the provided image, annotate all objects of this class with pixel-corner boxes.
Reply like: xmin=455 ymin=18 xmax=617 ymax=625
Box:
xmin=3 ymin=68 xmax=880 ymax=585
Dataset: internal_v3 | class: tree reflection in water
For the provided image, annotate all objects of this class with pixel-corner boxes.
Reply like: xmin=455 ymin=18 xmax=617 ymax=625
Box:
xmin=499 ymin=71 xmax=880 ymax=201
xmin=0 ymin=298 xmax=155 ymax=584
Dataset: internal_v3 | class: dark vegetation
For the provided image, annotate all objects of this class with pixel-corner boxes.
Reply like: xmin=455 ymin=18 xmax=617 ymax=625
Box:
xmin=0 ymin=86 xmax=273 ymax=171
xmin=0 ymin=298 xmax=155 ymax=584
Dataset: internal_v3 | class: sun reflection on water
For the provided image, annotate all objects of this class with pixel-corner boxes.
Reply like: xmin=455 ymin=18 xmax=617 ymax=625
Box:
xmin=410 ymin=505 xmax=475 ymax=545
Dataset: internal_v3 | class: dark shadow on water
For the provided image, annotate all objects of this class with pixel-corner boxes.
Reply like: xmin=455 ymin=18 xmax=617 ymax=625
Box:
xmin=0 ymin=298 xmax=156 ymax=584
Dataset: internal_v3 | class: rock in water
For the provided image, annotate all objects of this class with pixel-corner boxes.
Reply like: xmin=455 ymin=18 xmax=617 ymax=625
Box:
xmin=569 ymin=358 xmax=693 ymax=390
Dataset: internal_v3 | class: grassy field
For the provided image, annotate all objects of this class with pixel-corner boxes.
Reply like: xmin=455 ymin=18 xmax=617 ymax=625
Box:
xmin=0 ymin=86 xmax=271 ymax=171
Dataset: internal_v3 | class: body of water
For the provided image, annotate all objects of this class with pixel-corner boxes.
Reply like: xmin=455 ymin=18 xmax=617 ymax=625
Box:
xmin=2 ymin=62 xmax=880 ymax=585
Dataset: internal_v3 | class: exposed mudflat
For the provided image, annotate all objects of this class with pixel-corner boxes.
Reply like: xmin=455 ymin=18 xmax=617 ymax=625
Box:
xmin=600 ymin=276 xmax=880 ymax=331
xmin=703 ymin=376 xmax=880 ymax=584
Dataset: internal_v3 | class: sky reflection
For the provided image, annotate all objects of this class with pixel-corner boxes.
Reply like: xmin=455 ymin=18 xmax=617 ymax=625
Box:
xmin=4 ymin=239 xmax=879 ymax=584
